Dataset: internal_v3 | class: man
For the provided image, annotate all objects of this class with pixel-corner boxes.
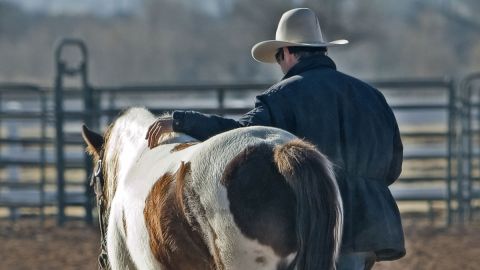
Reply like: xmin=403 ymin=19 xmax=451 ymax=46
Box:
xmin=146 ymin=8 xmax=405 ymax=270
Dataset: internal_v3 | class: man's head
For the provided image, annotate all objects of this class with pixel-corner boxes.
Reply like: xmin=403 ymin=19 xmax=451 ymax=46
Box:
xmin=251 ymin=8 xmax=347 ymax=70
xmin=275 ymin=46 xmax=328 ymax=74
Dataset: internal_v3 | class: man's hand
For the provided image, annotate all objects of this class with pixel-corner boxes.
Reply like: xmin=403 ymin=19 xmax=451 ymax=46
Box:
xmin=145 ymin=117 xmax=174 ymax=149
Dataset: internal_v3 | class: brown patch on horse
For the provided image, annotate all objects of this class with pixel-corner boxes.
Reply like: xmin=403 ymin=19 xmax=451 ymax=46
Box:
xmin=144 ymin=166 xmax=215 ymax=270
xmin=144 ymin=172 xmax=174 ymax=265
xmin=170 ymin=142 xmax=198 ymax=153
xmin=175 ymin=162 xmax=190 ymax=214
xmin=221 ymin=143 xmax=297 ymax=257
xmin=273 ymin=139 xmax=318 ymax=177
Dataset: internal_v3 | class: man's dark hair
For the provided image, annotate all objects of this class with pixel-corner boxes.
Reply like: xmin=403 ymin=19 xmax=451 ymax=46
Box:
xmin=287 ymin=46 xmax=327 ymax=60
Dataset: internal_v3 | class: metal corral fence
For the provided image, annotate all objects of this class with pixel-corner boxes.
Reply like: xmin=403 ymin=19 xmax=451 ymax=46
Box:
xmin=0 ymin=84 xmax=48 ymax=221
xmin=372 ymin=78 xmax=457 ymax=225
xmin=0 ymin=39 xmax=472 ymax=226
xmin=458 ymin=73 xmax=480 ymax=223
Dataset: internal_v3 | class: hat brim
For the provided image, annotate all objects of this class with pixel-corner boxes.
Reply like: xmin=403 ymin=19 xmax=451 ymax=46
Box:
xmin=251 ymin=39 xmax=348 ymax=63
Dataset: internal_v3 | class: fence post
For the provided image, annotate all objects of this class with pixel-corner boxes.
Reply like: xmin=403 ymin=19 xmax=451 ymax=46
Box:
xmin=54 ymin=38 xmax=94 ymax=225
xmin=217 ymin=88 xmax=225 ymax=116
xmin=447 ymin=78 xmax=455 ymax=226
xmin=81 ymin=48 xmax=95 ymax=225
xmin=40 ymin=90 xmax=47 ymax=224
xmin=54 ymin=44 xmax=66 ymax=225
xmin=461 ymin=73 xmax=480 ymax=223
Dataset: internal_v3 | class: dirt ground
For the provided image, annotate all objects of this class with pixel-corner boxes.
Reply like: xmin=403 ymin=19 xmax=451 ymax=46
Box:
xmin=0 ymin=217 xmax=479 ymax=270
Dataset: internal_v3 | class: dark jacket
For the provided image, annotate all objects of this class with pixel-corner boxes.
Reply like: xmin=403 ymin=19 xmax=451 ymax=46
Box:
xmin=172 ymin=55 xmax=405 ymax=261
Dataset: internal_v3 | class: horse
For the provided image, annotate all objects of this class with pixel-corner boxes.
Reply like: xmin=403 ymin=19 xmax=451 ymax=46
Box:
xmin=81 ymin=107 xmax=343 ymax=270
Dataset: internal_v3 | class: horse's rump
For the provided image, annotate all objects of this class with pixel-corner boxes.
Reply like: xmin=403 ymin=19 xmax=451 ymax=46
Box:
xmin=220 ymin=139 xmax=342 ymax=270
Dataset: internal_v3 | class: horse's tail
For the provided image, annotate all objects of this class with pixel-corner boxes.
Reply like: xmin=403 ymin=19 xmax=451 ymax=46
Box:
xmin=274 ymin=139 xmax=343 ymax=270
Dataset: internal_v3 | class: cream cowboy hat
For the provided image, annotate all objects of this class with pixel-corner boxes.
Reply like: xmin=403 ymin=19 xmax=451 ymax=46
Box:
xmin=251 ymin=8 xmax=348 ymax=63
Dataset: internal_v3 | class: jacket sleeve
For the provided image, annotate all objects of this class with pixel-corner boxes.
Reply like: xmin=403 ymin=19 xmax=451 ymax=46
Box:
xmin=171 ymin=97 xmax=274 ymax=141
xmin=386 ymin=121 xmax=403 ymax=185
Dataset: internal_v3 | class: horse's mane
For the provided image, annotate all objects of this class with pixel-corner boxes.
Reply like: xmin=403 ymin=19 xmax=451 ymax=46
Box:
xmin=100 ymin=107 xmax=153 ymax=210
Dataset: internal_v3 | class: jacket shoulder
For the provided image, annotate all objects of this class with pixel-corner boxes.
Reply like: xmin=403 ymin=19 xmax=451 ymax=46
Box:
xmin=336 ymin=71 xmax=390 ymax=101
xmin=258 ymin=75 xmax=305 ymax=101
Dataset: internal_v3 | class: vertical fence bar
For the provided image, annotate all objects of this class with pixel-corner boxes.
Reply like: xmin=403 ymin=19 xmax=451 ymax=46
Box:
xmin=447 ymin=79 xmax=455 ymax=226
xmin=0 ymin=93 xmax=2 ymax=161
xmin=0 ymin=93 xmax=2 ymax=209
xmin=458 ymin=81 xmax=470 ymax=225
xmin=455 ymin=79 xmax=465 ymax=225
xmin=108 ymin=91 xmax=116 ymax=123
xmin=466 ymin=84 xmax=473 ymax=221
xmin=40 ymin=90 xmax=47 ymax=224
xmin=54 ymin=58 xmax=66 ymax=225
xmin=82 ymin=67 xmax=94 ymax=225
xmin=217 ymin=88 xmax=225 ymax=116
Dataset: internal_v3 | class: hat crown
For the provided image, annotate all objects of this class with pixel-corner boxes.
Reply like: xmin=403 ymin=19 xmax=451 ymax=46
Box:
xmin=251 ymin=8 xmax=347 ymax=63
xmin=275 ymin=8 xmax=325 ymax=44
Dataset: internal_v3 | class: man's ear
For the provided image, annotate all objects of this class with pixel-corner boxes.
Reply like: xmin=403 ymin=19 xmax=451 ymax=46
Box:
xmin=82 ymin=125 xmax=104 ymax=157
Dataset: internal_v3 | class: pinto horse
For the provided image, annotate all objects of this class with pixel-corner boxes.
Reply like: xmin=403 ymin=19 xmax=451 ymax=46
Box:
xmin=82 ymin=107 xmax=343 ymax=270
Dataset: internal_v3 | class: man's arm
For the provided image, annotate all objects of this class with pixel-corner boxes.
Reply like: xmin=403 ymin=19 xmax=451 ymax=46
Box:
xmin=172 ymin=98 xmax=273 ymax=141
xmin=146 ymin=97 xmax=273 ymax=147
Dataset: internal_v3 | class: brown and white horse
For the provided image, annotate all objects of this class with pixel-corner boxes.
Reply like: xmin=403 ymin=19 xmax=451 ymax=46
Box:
xmin=82 ymin=107 xmax=343 ymax=270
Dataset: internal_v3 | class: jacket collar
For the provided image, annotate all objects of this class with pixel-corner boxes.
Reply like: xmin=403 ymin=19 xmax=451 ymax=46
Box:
xmin=282 ymin=54 xmax=337 ymax=80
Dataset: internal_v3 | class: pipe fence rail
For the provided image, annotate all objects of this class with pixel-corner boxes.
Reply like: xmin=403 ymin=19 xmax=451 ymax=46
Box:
xmin=0 ymin=38 xmax=477 ymax=227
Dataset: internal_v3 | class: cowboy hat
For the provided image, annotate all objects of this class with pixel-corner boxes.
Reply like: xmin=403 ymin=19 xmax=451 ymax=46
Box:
xmin=251 ymin=8 xmax=348 ymax=63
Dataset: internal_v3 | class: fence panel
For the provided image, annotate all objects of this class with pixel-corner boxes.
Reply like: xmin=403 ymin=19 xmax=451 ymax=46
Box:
xmin=370 ymin=79 xmax=457 ymax=225
xmin=0 ymin=84 xmax=48 ymax=222
xmin=0 ymin=78 xmax=461 ymax=226
xmin=459 ymin=73 xmax=480 ymax=223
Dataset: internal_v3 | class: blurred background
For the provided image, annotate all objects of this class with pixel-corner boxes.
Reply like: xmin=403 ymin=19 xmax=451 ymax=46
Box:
xmin=0 ymin=0 xmax=480 ymax=269
xmin=0 ymin=0 xmax=479 ymax=84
